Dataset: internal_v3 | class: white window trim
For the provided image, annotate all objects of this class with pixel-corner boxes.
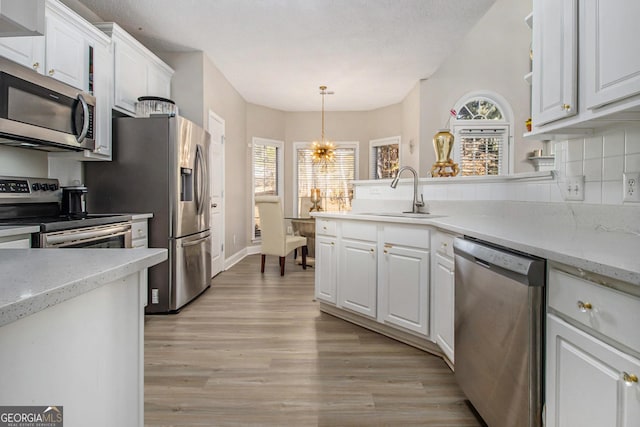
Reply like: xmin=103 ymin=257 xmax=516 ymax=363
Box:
xmin=450 ymin=90 xmax=515 ymax=175
xmin=369 ymin=136 xmax=401 ymax=179
xmin=451 ymin=122 xmax=511 ymax=176
xmin=251 ymin=137 xmax=284 ymax=241
xmin=292 ymin=141 xmax=360 ymax=216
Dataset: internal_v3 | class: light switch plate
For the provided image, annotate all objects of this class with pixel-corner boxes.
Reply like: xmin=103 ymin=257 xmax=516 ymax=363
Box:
xmin=563 ymin=175 xmax=585 ymax=201
xmin=623 ymin=172 xmax=640 ymax=202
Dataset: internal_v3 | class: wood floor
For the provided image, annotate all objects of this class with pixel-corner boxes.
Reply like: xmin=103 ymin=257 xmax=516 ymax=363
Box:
xmin=144 ymin=255 xmax=482 ymax=426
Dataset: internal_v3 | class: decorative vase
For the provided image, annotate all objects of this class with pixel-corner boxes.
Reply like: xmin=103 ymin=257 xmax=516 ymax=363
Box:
xmin=430 ymin=129 xmax=459 ymax=177
xmin=433 ymin=129 xmax=454 ymax=163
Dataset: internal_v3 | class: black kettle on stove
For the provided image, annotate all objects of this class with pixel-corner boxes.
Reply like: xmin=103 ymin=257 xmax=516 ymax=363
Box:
xmin=61 ymin=186 xmax=88 ymax=218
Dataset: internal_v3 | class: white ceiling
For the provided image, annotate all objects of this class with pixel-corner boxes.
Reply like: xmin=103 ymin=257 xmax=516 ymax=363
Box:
xmin=71 ymin=0 xmax=496 ymax=111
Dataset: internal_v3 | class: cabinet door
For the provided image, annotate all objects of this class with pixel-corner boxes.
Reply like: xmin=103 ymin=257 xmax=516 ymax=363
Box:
xmin=531 ymin=0 xmax=577 ymax=126
xmin=146 ymin=63 xmax=171 ymax=98
xmin=45 ymin=12 xmax=86 ymax=89
xmin=378 ymin=244 xmax=430 ymax=335
xmin=546 ymin=314 xmax=640 ymax=427
xmin=0 ymin=36 xmax=44 ymax=72
xmin=583 ymin=0 xmax=640 ymax=109
xmin=315 ymin=235 xmax=337 ymax=304
xmin=433 ymin=252 xmax=454 ymax=362
xmin=338 ymin=239 xmax=377 ymax=318
xmin=113 ymin=40 xmax=146 ymax=115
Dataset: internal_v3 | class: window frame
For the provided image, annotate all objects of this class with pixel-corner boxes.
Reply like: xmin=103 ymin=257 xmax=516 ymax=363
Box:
xmin=449 ymin=91 xmax=515 ymax=176
xmin=369 ymin=136 xmax=401 ymax=180
xmin=251 ymin=137 xmax=284 ymax=241
xmin=292 ymin=141 xmax=359 ymax=216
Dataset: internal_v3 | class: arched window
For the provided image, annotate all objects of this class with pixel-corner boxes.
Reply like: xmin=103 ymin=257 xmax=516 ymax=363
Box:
xmin=450 ymin=92 xmax=514 ymax=176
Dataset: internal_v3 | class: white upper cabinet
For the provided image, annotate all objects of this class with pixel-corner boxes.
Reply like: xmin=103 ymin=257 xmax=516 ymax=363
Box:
xmin=529 ymin=0 xmax=640 ymax=137
xmin=582 ymin=0 xmax=640 ymax=110
xmin=44 ymin=6 xmax=85 ymax=89
xmin=0 ymin=36 xmax=44 ymax=71
xmin=531 ymin=0 xmax=577 ymax=127
xmin=95 ymin=23 xmax=173 ymax=117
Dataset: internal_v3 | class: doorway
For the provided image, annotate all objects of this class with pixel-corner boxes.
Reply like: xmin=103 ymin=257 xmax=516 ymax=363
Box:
xmin=208 ymin=110 xmax=225 ymax=277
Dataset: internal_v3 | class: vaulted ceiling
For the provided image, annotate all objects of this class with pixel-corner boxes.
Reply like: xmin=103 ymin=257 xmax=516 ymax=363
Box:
xmin=71 ymin=0 xmax=496 ymax=111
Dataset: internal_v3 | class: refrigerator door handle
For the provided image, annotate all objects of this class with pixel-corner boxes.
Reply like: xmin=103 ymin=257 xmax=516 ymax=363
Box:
xmin=181 ymin=232 xmax=211 ymax=248
xmin=194 ymin=144 xmax=207 ymax=215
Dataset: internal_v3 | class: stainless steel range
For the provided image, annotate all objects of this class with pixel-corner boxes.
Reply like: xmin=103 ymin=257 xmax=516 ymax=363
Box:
xmin=0 ymin=175 xmax=132 ymax=248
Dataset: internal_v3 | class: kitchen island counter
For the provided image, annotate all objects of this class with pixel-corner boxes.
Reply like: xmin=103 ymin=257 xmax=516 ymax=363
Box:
xmin=312 ymin=211 xmax=640 ymax=287
xmin=0 ymin=247 xmax=167 ymax=427
xmin=0 ymin=248 xmax=167 ymax=327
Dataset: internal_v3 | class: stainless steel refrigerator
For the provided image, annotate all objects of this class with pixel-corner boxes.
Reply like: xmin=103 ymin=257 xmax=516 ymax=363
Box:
xmin=85 ymin=116 xmax=211 ymax=313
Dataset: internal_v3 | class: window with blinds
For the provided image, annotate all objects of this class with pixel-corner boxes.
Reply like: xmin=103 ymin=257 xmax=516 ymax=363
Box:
xmin=253 ymin=138 xmax=283 ymax=239
xmin=296 ymin=145 xmax=356 ymax=213
xmin=369 ymin=136 xmax=400 ymax=179
xmin=455 ymin=127 xmax=507 ymax=176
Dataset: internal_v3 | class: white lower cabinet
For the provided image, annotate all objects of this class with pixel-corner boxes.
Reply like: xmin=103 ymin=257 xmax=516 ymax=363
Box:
xmin=338 ymin=222 xmax=377 ymax=318
xmin=546 ymin=265 xmax=640 ymax=427
xmin=378 ymin=224 xmax=430 ymax=335
xmin=315 ymin=218 xmax=438 ymax=341
xmin=315 ymin=234 xmax=337 ymax=304
xmin=546 ymin=314 xmax=640 ymax=427
xmin=433 ymin=251 xmax=454 ymax=362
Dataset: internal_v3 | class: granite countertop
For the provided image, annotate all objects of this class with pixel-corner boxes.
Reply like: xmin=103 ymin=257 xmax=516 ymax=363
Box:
xmin=0 ymin=248 xmax=167 ymax=327
xmin=0 ymin=225 xmax=40 ymax=238
xmin=311 ymin=211 xmax=640 ymax=286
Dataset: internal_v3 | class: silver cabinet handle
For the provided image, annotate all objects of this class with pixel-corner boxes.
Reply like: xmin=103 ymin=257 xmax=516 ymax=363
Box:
xmin=48 ymin=69 xmax=55 ymax=76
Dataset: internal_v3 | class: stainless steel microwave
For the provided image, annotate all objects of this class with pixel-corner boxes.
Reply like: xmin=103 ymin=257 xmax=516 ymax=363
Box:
xmin=0 ymin=56 xmax=95 ymax=152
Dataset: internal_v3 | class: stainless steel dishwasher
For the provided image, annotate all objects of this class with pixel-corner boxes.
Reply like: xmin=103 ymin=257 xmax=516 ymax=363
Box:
xmin=453 ymin=237 xmax=545 ymax=427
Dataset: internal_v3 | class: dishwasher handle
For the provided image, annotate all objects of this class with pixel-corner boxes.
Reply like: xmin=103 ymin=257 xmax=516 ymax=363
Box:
xmin=453 ymin=237 xmax=545 ymax=287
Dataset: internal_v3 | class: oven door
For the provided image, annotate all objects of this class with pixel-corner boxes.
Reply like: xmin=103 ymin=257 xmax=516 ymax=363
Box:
xmin=39 ymin=222 xmax=132 ymax=248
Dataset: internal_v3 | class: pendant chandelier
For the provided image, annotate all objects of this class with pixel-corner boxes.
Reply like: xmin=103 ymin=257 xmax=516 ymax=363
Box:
xmin=312 ymin=85 xmax=335 ymax=166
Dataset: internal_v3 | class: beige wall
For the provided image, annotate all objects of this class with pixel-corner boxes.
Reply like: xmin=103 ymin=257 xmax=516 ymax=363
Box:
xmin=401 ymin=82 xmax=421 ymax=170
xmin=418 ymin=0 xmax=540 ymax=175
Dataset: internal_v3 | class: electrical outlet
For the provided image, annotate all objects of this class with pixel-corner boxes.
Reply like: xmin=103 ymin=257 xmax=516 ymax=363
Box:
xmin=563 ymin=175 xmax=585 ymax=201
xmin=623 ymin=172 xmax=640 ymax=202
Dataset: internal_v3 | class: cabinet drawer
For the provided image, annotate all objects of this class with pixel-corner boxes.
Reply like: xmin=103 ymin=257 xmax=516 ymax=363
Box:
xmin=316 ymin=219 xmax=337 ymax=237
xmin=342 ymin=221 xmax=377 ymax=241
xmin=548 ymin=268 xmax=640 ymax=354
xmin=131 ymin=221 xmax=147 ymax=240
xmin=432 ymin=230 xmax=455 ymax=258
xmin=131 ymin=238 xmax=148 ymax=249
xmin=382 ymin=224 xmax=429 ymax=249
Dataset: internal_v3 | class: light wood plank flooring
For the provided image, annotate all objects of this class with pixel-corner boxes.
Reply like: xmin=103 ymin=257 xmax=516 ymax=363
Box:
xmin=144 ymin=254 xmax=482 ymax=426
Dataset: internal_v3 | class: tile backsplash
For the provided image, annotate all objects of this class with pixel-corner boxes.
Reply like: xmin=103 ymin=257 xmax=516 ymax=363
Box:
xmin=554 ymin=124 xmax=640 ymax=205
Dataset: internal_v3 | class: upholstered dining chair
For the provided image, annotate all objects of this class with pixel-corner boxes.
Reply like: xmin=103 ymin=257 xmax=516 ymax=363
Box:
xmin=255 ymin=195 xmax=308 ymax=275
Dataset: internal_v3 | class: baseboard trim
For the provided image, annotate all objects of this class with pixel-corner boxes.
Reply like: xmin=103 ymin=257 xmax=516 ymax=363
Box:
xmin=319 ymin=302 xmax=447 ymax=362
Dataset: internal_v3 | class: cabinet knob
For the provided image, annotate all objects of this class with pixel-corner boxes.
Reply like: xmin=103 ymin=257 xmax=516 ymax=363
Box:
xmin=370 ymin=248 xmax=375 ymax=253
xmin=562 ymin=104 xmax=572 ymax=112
xmin=577 ymin=300 xmax=593 ymax=312
xmin=32 ymin=62 xmax=40 ymax=70
xmin=623 ymin=372 xmax=638 ymax=385
xmin=331 ymin=242 xmax=334 ymax=246
xmin=48 ymin=69 xmax=55 ymax=76
xmin=383 ymin=250 xmax=388 ymax=254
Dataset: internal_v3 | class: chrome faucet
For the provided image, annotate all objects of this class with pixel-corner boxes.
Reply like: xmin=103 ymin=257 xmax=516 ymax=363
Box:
xmin=390 ymin=166 xmax=425 ymax=213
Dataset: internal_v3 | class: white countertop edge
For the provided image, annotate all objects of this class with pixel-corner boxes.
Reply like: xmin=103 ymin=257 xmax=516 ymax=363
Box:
xmin=311 ymin=212 xmax=640 ymax=286
xmin=0 ymin=225 xmax=40 ymax=238
xmin=0 ymin=248 xmax=167 ymax=328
